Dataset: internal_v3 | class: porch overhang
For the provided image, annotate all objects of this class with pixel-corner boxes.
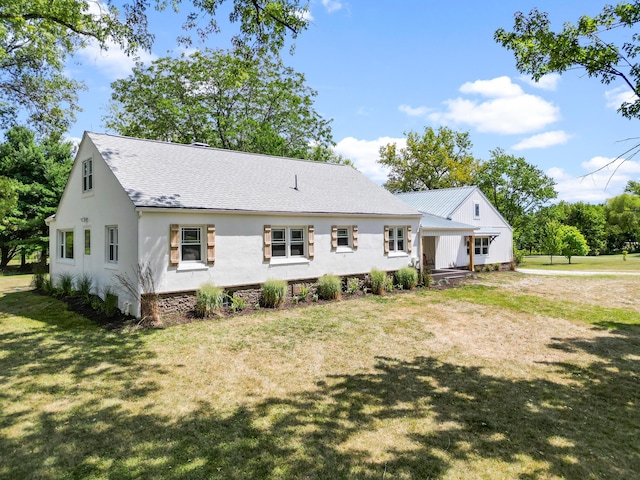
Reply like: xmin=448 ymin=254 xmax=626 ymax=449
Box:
xmin=419 ymin=213 xmax=478 ymax=236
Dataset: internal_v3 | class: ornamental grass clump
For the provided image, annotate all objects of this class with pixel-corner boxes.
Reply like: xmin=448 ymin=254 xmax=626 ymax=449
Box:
xmin=261 ymin=279 xmax=287 ymax=308
xmin=369 ymin=268 xmax=388 ymax=295
xmin=317 ymin=274 xmax=342 ymax=300
xmin=395 ymin=266 xmax=418 ymax=290
xmin=196 ymin=283 xmax=225 ymax=317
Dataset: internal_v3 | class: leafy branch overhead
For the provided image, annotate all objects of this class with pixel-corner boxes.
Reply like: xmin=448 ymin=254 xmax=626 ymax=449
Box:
xmin=0 ymin=0 xmax=310 ymax=134
xmin=495 ymin=3 xmax=640 ymax=120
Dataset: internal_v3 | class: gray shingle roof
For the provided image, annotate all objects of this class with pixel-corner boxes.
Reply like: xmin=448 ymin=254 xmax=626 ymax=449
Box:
xmin=395 ymin=186 xmax=477 ymax=218
xmin=87 ymin=132 xmax=420 ymax=216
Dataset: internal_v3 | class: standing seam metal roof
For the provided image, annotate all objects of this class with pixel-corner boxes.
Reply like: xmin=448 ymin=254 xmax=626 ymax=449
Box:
xmin=394 ymin=186 xmax=477 ymax=218
xmin=86 ymin=132 xmax=420 ymax=217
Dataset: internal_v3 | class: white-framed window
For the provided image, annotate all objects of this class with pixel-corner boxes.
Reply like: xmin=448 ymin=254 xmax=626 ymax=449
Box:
xmin=271 ymin=227 xmax=306 ymax=258
xmin=106 ymin=226 xmax=118 ymax=263
xmin=181 ymin=226 xmax=202 ymax=262
xmin=475 ymin=237 xmax=489 ymax=255
xmin=474 ymin=202 xmax=480 ymax=219
xmin=82 ymin=159 xmax=93 ymax=192
xmin=84 ymin=228 xmax=91 ymax=256
xmin=58 ymin=230 xmax=74 ymax=260
xmin=388 ymin=227 xmax=406 ymax=252
xmin=337 ymin=227 xmax=350 ymax=247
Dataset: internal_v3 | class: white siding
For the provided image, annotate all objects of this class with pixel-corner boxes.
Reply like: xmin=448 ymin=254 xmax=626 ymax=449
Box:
xmin=48 ymin=138 xmax=138 ymax=312
xmin=138 ymin=211 xmax=420 ymax=294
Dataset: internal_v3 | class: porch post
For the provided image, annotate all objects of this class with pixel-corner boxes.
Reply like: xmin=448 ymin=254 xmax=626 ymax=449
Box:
xmin=469 ymin=235 xmax=475 ymax=271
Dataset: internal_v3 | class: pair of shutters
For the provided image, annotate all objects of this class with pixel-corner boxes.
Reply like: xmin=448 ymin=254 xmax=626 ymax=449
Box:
xmin=330 ymin=225 xmax=359 ymax=249
xmin=169 ymin=224 xmax=215 ymax=266
xmin=383 ymin=225 xmax=412 ymax=254
xmin=263 ymin=225 xmax=315 ymax=261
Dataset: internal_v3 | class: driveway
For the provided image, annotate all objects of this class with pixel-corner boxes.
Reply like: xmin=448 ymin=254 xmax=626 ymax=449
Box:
xmin=517 ymin=268 xmax=640 ymax=276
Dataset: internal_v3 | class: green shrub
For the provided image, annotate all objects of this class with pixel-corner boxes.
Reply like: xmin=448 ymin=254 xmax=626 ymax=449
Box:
xmin=228 ymin=295 xmax=245 ymax=313
xmin=196 ymin=283 xmax=225 ymax=317
xmin=421 ymin=270 xmax=433 ymax=288
xmin=317 ymin=274 xmax=342 ymax=300
xmin=369 ymin=268 xmax=387 ymax=295
xmin=57 ymin=273 xmax=75 ymax=296
xmin=103 ymin=288 xmax=119 ymax=317
xmin=383 ymin=274 xmax=394 ymax=292
xmin=77 ymin=273 xmax=94 ymax=299
xmin=298 ymin=285 xmax=310 ymax=301
xmin=346 ymin=277 xmax=361 ymax=295
xmin=395 ymin=267 xmax=418 ymax=290
xmin=261 ymin=279 xmax=287 ymax=308
xmin=32 ymin=270 xmax=47 ymax=290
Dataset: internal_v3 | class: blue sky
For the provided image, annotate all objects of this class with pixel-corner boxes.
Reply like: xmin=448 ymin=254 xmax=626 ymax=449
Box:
xmin=67 ymin=0 xmax=640 ymax=203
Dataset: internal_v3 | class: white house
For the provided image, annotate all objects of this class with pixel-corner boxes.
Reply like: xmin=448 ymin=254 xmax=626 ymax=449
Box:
xmin=47 ymin=132 xmax=422 ymax=316
xmin=395 ymin=187 xmax=513 ymax=270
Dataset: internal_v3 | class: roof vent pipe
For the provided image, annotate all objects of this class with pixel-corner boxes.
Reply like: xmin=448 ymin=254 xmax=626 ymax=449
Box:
xmin=294 ymin=174 xmax=298 ymax=190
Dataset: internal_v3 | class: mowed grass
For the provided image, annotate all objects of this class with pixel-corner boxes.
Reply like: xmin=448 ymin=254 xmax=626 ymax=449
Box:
xmin=522 ymin=253 xmax=640 ymax=271
xmin=1 ymin=273 xmax=639 ymax=479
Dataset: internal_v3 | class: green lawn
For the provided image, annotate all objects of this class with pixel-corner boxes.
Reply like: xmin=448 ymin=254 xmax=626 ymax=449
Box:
xmin=1 ymin=273 xmax=639 ymax=479
xmin=522 ymin=253 xmax=640 ymax=271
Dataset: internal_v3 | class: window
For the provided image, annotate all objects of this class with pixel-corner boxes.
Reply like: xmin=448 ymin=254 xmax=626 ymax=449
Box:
xmin=389 ymin=227 xmax=405 ymax=252
xmin=58 ymin=230 xmax=74 ymax=260
xmin=271 ymin=227 xmax=305 ymax=258
xmin=181 ymin=227 xmax=202 ymax=261
xmin=84 ymin=229 xmax=91 ymax=255
xmin=475 ymin=237 xmax=489 ymax=255
xmin=106 ymin=226 xmax=118 ymax=263
xmin=474 ymin=202 xmax=480 ymax=218
xmin=337 ymin=228 xmax=350 ymax=246
xmin=82 ymin=159 xmax=93 ymax=192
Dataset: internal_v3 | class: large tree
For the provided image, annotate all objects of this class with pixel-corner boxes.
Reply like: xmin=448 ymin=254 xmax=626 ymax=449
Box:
xmin=378 ymin=127 xmax=479 ymax=193
xmin=1 ymin=0 xmax=309 ymax=134
xmin=495 ymin=3 xmax=640 ymax=120
xmin=564 ymin=201 xmax=607 ymax=254
xmin=475 ymin=148 xmax=557 ymax=229
xmin=560 ymin=224 xmax=590 ymax=263
xmin=0 ymin=126 xmax=73 ymax=268
xmin=604 ymin=192 xmax=640 ymax=251
xmin=104 ymin=48 xmax=334 ymax=159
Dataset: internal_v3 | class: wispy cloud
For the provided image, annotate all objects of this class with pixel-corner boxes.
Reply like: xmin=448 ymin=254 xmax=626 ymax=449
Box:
xmin=605 ymin=86 xmax=638 ymax=110
xmin=321 ymin=0 xmax=343 ymax=13
xmin=512 ymin=130 xmax=572 ymax=150
xmin=334 ymin=136 xmax=406 ymax=184
xmin=398 ymin=104 xmax=430 ymax=117
xmin=429 ymin=76 xmax=560 ymax=135
xmin=76 ymin=39 xmax=157 ymax=80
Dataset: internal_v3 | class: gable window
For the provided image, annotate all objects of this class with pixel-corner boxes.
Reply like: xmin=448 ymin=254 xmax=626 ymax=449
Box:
xmin=474 ymin=202 xmax=480 ymax=219
xmin=475 ymin=237 xmax=489 ymax=255
xmin=82 ymin=159 xmax=93 ymax=192
xmin=181 ymin=227 xmax=202 ymax=261
xmin=84 ymin=229 xmax=91 ymax=255
xmin=58 ymin=230 xmax=74 ymax=260
xmin=106 ymin=226 xmax=118 ymax=263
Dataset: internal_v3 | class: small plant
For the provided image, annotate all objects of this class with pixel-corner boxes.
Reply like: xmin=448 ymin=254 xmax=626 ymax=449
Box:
xmin=42 ymin=278 xmax=54 ymax=294
xmin=370 ymin=268 xmax=387 ymax=295
xmin=261 ymin=279 xmax=287 ymax=308
xmin=383 ymin=274 xmax=394 ymax=292
xmin=90 ymin=299 xmax=102 ymax=311
xmin=103 ymin=287 xmax=119 ymax=317
xmin=346 ymin=277 xmax=361 ymax=295
xmin=312 ymin=293 xmax=319 ymax=302
xmin=77 ymin=273 xmax=94 ymax=300
xmin=421 ymin=270 xmax=433 ymax=288
xmin=395 ymin=267 xmax=418 ymax=290
xmin=623 ymin=250 xmax=628 ymax=261
xmin=196 ymin=283 xmax=225 ymax=317
xmin=296 ymin=285 xmax=310 ymax=302
xmin=493 ymin=263 xmax=501 ymax=271
xmin=228 ymin=295 xmax=245 ymax=313
xmin=57 ymin=273 xmax=75 ymax=296
xmin=317 ymin=274 xmax=342 ymax=300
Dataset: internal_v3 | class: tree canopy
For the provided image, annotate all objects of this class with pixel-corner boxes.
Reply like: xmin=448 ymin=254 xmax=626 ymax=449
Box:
xmin=1 ymin=0 xmax=309 ymax=134
xmin=104 ymin=48 xmax=334 ymax=160
xmin=0 ymin=126 xmax=73 ymax=267
xmin=495 ymin=3 xmax=640 ymax=120
xmin=560 ymin=224 xmax=590 ymax=263
xmin=475 ymin=148 xmax=557 ymax=229
xmin=378 ymin=127 xmax=479 ymax=193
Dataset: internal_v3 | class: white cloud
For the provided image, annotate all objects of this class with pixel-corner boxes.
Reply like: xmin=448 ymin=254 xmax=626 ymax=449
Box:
xmin=334 ymin=136 xmax=406 ymax=184
xmin=548 ymin=155 xmax=640 ymax=203
xmin=519 ymin=73 xmax=561 ymax=91
xmin=76 ymin=39 xmax=157 ymax=80
xmin=512 ymin=130 xmax=572 ymax=150
xmin=460 ymin=76 xmax=523 ymax=98
xmin=398 ymin=104 xmax=430 ymax=117
xmin=605 ymin=86 xmax=638 ymax=110
xmin=429 ymin=76 xmax=560 ymax=135
xmin=322 ymin=0 xmax=343 ymax=13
